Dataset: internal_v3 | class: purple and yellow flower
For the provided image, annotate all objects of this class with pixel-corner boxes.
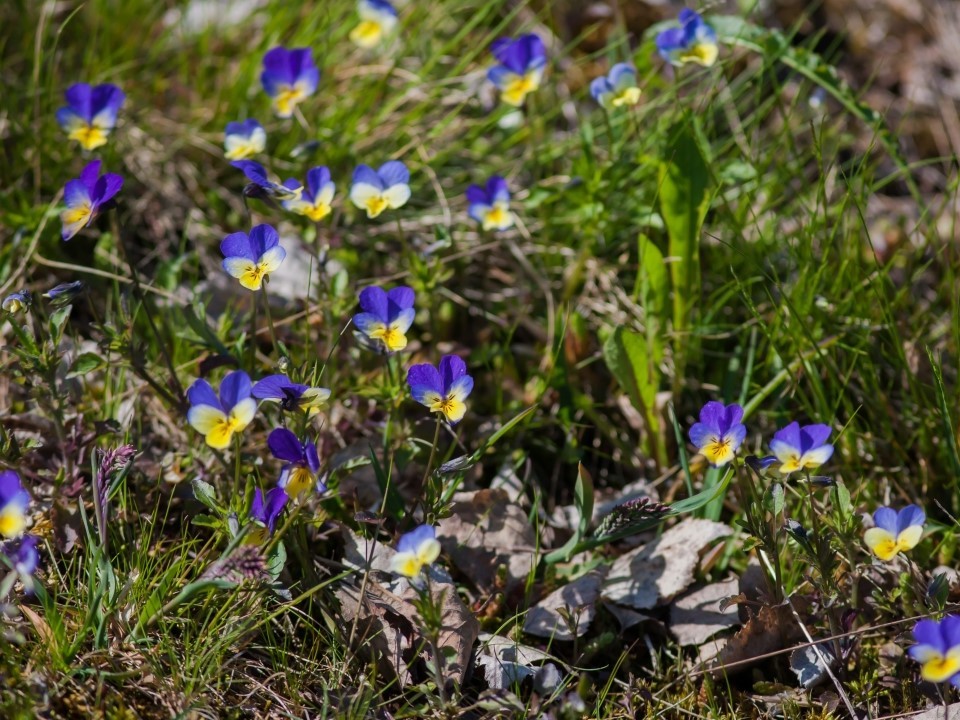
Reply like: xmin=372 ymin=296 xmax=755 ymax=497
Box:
xmin=60 ymin=160 xmax=123 ymax=241
xmin=466 ymin=176 xmax=514 ymax=231
xmin=261 ymin=47 xmax=320 ymax=118
xmin=252 ymin=374 xmax=331 ymax=414
xmin=350 ymin=0 xmax=398 ymax=48
xmin=487 ymin=34 xmax=547 ymax=107
xmin=44 ymin=281 xmax=85 ymax=304
xmin=390 ymin=524 xmax=441 ymax=578
xmin=247 ymin=487 xmax=288 ymax=544
xmin=268 ymin=428 xmax=325 ymax=499
xmin=187 ymin=370 xmax=257 ymax=450
xmin=224 ymin=119 xmax=267 ymax=161
xmin=56 ymin=83 xmax=125 ymax=151
xmin=769 ymin=422 xmax=834 ymax=474
xmin=909 ymin=616 xmax=960 ymax=685
xmin=688 ymin=401 xmax=746 ymax=467
xmin=349 ymin=161 xmax=410 ymax=218
xmin=2 ymin=291 xmax=31 ymax=314
xmin=282 ymin=167 xmax=336 ymax=221
xmin=407 ymin=355 xmax=474 ymax=425
xmin=2 ymin=535 xmax=39 ymax=578
xmin=656 ymin=9 xmax=719 ymax=68
xmin=864 ymin=505 xmax=925 ymax=561
xmin=0 ymin=471 xmax=30 ymax=540
xmin=352 ymin=285 xmax=415 ymax=353
xmin=220 ymin=224 xmax=286 ymax=291
xmin=231 ymin=160 xmax=302 ymax=201
xmin=590 ymin=63 xmax=641 ymax=109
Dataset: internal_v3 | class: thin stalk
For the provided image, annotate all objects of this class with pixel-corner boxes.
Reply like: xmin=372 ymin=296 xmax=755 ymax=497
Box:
xmin=261 ymin=279 xmax=282 ymax=358
xmin=422 ymin=415 xmax=443 ymax=517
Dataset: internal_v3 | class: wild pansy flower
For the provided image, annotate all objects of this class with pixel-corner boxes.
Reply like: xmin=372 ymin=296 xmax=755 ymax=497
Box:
xmin=390 ymin=525 xmax=441 ymax=578
xmin=352 ymin=285 xmax=415 ymax=353
xmin=688 ymin=401 xmax=746 ymax=467
xmin=350 ymin=0 xmax=398 ymax=48
xmin=590 ymin=63 xmax=641 ymax=109
xmin=466 ymin=176 xmax=514 ymax=231
xmin=769 ymin=422 xmax=834 ymax=474
xmin=247 ymin=487 xmax=288 ymax=544
xmin=187 ymin=370 xmax=257 ymax=450
xmin=252 ymin=374 xmax=331 ymax=414
xmin=283 ymin=167 xmax=336 ymax=221
xmin=2 ymin=291 xmax=31 ymax=314
xmin=487 ymin=34 xmax=547 ymax=107
xmin=2 ymin=535 xmax=39 ymax=578
xmin=656 ymin=9 xmax=719 ymax=68
xmin=61 ymin=160 xmax=123 ymax=241
xmin=864 ymin=505 xmax=925 ymax=561
xmin=909 ymin=616 xmax=960 ymax=685
xmin=407 ymin=355 xmax=474 ymax=425
xmin=224 ymin=119 xmax=267 ymax=161
xmin=220 ymin=224 xmax=286 ymax=291
xmin=267 ymin=428 xmax=325 ymax=499
xmin=44 ymin=280 xmax=85 ymax=304
xmin=231 ymin=160 xmax=302 ymax=202
xmin=261 ymin=47 xmax=319 ymax=119
xmin=349 ymin=161 xmax=410 ymax=219
xmin=56 ymin=83 xmax=125 ymax=151
xmin=0 ymin=471 xmax=30 ymax=540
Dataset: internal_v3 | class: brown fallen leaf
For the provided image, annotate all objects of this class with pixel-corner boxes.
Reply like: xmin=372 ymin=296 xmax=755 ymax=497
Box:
xmin=710 ymin=603 xmax=804 ymax=677
xmin=602 ymin=519 xmax=733 ymax=610
xmin=437 ymin=489 xmax=537 ymax=594
xmin=523 ymin=568 xmax=607 ymax=641
xmin=335 ymin=574 xmax=479 ymax=689
xmin=669 ymin=577 xmax=740 ymax=647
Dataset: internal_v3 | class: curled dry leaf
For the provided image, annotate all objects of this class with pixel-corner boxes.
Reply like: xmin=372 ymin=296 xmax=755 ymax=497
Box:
xmin=524 ymin=568 xmax=607 ymax=641
xmin=602 ymin=518 xmax=733 ymax=610
xmin=710 ymin=603 xmax=804 ymax=677
xmin=669 ymin=576 xmax=740 ymax=647
xmin=437 ymin=489 xmax=536 ymax=594
xmin=475 ymin=632 xmax=563 ymax=691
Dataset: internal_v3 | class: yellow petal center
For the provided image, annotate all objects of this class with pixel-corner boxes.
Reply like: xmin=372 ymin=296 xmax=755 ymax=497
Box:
xmin=69 ymin=124 xmax=109 ymax=151
xmin=502 ymin=73 xmax=540 ymax=106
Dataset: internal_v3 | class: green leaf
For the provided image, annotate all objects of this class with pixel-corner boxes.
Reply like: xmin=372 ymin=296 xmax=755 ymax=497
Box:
xmin=764 ymin=482 xmax=785 ymax=516
xmin=659 ymin=120 xmax=710 ymax=387
xmin=669 ymin=467 xmax=734 ymax=515
xmin=574 ymin=463 xmax=595 ymax=538
xmin=191 ymin=478 xmax=220 ymax=513
xmin=602 ymin=327 xmax=661 ymax=462
xmin=66 ymin=352 xmax=104 ymax=378
xmin=831 ymin=479 xmax=852 ymax=518
xmin=266 ymin=540 xmax=286 ymax=581
xmin=49 ymin=306 xmax=72 ymax=341
xmin=926 ymin=347 xmax=960 ymax=485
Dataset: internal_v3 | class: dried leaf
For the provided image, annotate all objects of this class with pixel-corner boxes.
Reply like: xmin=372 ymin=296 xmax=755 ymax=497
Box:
xmin=601 ymin=601 xmax=658 ymax=632
xmin=912 ymin=702 xmax=960 ymax=720
xmin=602 ymin=519 xmax=733 ymax=609
xmin=437 ymin=489 xmax=536 ymax=593
xmin=335 ymin=580 xmax=416 ymax=685
xmin=475 ymin=632 xmax=561 ymax=691
xmin=710 ymin=603 xmax=804 ymax=676
xmin=669 ymin=577 xmax=740 ymax=646
xmin=334 ymin=573 xmax=478 ymax=688
xmin=523 ymin=570 xmax=606 ymax=640
xmin=524 ymin=568 xmax=607 ymax=641
xmin=789 ymin=642 xmax=837 ymax=689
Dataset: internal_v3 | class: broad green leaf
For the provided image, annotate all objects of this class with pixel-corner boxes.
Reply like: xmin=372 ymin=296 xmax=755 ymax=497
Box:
xmin=602 ymin=327 xmax=661 ymax=461
xmin=67 ymin=352 xmax=104 ymax=378
xmin=659 ymin=120 xmax=709 ymax=389
xmin=191 ymin=478 xmax=220 ymax=513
